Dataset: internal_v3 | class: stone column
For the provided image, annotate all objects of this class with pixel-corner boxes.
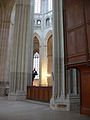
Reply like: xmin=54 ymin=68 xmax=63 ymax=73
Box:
xmin=40 ymin=44 xmax=47 ymax=86
xmin=50 ymin=0 xmax=67 ymax=110
xmin=70 ymin=69 xmax=78 ymax=95
xmin=8 ymin=0 xmax=34 ymax=100
xmin=0 ymin=19 xmax=10 ymax=96
xmin=50 ymin=0 xmax=80 ymax=112
xmin=67 ymin=69 xmax=80 ymax=112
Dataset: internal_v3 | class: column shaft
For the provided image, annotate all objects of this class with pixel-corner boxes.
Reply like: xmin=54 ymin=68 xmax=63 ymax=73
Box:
xmin=0 ymin=18 xmax=10 ymax=95
xmin=40 ymin=45 xmax=47 ymax=86
xmin=8 ymin=0 xmax=34 ymax=100
xmin=52 ymin=0 xmax=65 ymax=99
xmin=50 ymin=0 xmax=68 ymax=110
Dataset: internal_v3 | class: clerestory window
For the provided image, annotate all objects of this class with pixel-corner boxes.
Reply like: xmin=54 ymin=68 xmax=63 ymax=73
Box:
xmin=34 ymin=0 xmax=41 ymax=13
xmin=33 ymin=52 xmax=40 ymax=79
xmin=48 ymin=0 xmax=52 ymax=11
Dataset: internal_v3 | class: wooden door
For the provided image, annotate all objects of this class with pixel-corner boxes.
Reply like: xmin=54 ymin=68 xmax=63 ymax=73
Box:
xmin=80 ymin=66 xmax=90 ymax=115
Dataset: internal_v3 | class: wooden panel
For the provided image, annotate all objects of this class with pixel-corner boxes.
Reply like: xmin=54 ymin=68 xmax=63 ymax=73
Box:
xmin=65 ymin=0 xmax=84 ymax=29
xmin=64 ymin=0 xmax=89 ymax=67
xmin=67 ymin=27 xmax=87 ymax=64
xmin=85 ymin=0 xmax=90 ymax=60
xmin=27 ymin=86 xmax=52 ymax=102
xmin=87 ymin=25 xmax=90 ymax=54
xmin=85 ymin=0 xmax=90 ymax=21
xmin=80 ymin=66 xmax=90 ymax=115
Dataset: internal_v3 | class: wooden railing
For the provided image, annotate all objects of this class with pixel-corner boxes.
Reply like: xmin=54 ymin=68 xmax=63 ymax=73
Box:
xmin=27 ymin=86 xmax=52 ymax=102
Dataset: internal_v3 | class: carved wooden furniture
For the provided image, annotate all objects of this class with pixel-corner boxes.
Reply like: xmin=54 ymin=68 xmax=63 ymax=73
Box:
xmin=27 ymin=86 xmax=52 ymax=102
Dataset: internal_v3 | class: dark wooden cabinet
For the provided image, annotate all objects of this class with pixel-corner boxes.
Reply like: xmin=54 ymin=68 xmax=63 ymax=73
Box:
xmin=64 ymin=0 xmax=90 ymax=115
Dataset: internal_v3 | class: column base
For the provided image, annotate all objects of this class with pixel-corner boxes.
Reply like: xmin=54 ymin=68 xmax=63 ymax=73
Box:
xmin=0 ymin=87 xmax=5 ymax=96
xmin=50 ymin=94 xmax=80 ymax=112
xmin=0 ymin=81 xmax=9 ymax=96
xmin=8 ymin=91 xmax=26 ymax=101
xmin=67 ymin=94 xmax=80 ymax=112
xmin=50 ymin=95 xmax=70 ymax=111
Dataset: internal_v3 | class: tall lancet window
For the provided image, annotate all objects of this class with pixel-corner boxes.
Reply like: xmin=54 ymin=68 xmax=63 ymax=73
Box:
xmin=34 ymin=0 xmax=41 ymax=13
xmin=48 ymin=0 xmax=52 ymax=11
xmin=33 ymin=52 xmax=40 ymax=79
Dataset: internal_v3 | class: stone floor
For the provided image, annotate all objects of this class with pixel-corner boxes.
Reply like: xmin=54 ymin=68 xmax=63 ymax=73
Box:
xmin=0 ymin=97 xmax=90 ymax=120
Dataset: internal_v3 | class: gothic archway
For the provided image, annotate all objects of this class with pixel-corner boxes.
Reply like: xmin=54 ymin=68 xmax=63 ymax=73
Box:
xmin=33 ymin=36 xmax=40 ymax=86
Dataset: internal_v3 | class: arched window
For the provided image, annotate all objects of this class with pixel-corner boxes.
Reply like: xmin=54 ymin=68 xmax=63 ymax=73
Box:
xmin=34 ymin=0 xmax=41 ymax=13
xmin=46 ymin=18 xmax=50 ymax=26
xmin=33 ymin=52 xmax=40 ymax=79
xmin=48 ymin=0 xmax=52 ymax=11
xmin=37 ymin=20 xmax=41 ymax=25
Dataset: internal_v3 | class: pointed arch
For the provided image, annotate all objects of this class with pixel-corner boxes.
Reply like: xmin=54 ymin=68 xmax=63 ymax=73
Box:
xmin=45 ymin=30 xmax=53 ymax=44
xmin=45 ymin=30 xmax=53 ymax=86
xmin=33 ymin=33 xmax=40 ymax=82
xmin=33 ymin=32 xmax=41 ymax=42
xmin=33 ymin=36 xmax=40 ymax=54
